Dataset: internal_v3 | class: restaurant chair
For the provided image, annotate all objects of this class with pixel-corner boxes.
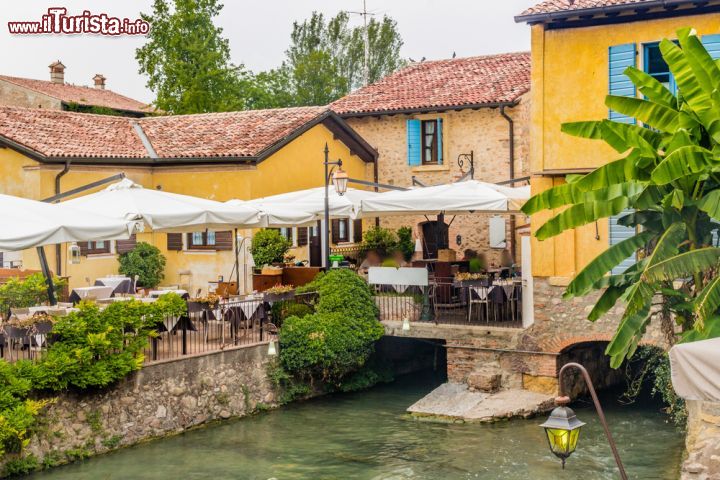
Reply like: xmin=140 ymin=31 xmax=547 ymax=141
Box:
xmin=467 ymin=286 xmax=491 ymax=324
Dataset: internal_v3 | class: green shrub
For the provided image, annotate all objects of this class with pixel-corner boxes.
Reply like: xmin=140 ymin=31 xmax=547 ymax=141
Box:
xmin=251 ymin=229 xmax=292 ymax=267
xmin=396 ymin=227 xmax=415 ymax=262
xmin=381 ymin=259 xmax=399 ymax=268
xmin=278 ymin=270 xmax=383 ymax=390
xmin=0 ymin=274 xmax=67 ymax=316
xmin=118 ymin=242 xmax=166 ymax=289
xmin=359 ymin=227 xmax=398 ymax=259
xmin=2 ymin=453 xmax=39 ymax=477
xmin=271 ymin=301 xmax=314 ymax=327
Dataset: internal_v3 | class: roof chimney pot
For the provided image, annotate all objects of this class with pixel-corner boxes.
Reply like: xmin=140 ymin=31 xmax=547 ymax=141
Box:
xmin=93 ymin=74 xmax=106 ymax=90
xmin=49 ymin=60 xmax=65 ymax=84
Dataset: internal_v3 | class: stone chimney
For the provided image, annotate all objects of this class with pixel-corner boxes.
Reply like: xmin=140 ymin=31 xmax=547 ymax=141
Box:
xmin=48 ymin=60 xmax=65 ymax=84
xmin=93 ymin=74 xmax=106 ymax=90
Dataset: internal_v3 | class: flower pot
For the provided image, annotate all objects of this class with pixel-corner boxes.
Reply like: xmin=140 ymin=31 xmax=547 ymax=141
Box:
xmin=263 ymin=290 xmax=295 ymax=303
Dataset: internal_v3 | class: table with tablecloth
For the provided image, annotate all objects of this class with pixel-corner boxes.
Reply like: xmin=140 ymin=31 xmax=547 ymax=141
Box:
xmin=95 ymin=276 xmax=134 ymax=295
xmin=69 ymin=286 xmax=115 ymax=304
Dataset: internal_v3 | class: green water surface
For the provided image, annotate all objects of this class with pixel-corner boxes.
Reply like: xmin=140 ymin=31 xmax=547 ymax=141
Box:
xmin=27 ymin=372 xmax=683 ymax=479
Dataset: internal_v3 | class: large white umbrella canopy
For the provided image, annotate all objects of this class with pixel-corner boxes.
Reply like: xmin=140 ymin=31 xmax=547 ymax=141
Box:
xmin=245 ymin=186 xmax=380 ymax=220
xmin=0 ymin=193 xmax=137 ymax=251
xmin=224 ymin=199 xmax=316 ymax=227
xmin=63 ymin=178 xmax=263 ymax=232
xmin=670 ymin=338 xmax=720 ymax=401
xmin=360 ymin=180 xmax=530 ymax=217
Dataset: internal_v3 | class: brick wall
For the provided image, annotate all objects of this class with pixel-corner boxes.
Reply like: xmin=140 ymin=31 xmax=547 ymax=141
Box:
xmin=345 ymin=94 xmax=530 ymax=265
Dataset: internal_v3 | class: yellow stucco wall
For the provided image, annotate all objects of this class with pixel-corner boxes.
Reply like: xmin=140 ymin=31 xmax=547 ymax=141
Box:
xmin=7 ymin=123 xmax=371 ymax=292
xmin=530 ymin=12 xmax=720 ymax=279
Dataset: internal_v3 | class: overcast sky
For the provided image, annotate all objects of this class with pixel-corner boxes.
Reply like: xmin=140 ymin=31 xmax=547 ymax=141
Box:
xmin=0 ymin=1 xmax=538 ymax=103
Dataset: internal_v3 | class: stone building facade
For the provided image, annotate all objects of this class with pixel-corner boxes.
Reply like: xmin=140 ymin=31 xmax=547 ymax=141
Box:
xmin=332 ymin=53 xmax=531 ymax=265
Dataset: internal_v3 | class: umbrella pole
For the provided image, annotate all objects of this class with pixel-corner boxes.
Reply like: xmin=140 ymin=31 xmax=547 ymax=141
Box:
xmin=36 ymin=246 xmax=57 ymax=306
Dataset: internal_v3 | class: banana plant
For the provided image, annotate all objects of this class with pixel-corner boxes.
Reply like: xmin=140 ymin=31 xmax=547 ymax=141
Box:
xmin=524 ymin=28 xmax=720 ymax=368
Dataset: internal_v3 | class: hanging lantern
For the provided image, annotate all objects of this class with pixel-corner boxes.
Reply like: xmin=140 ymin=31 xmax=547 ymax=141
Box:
xmin=332 ymin=167 xmax=349 ymax=196
xmin=68 ymin=242 xmax=81 ymax=264
xmin=267 ymin=340 xmax=277 ymax=356
xmin=540 ymin=396 xmax=586 ymax=469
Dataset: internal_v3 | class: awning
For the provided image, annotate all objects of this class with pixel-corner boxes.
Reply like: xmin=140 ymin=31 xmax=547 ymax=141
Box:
xmin=224 ymin=199 xmax=317 ymax=227
xmin=244 ymin=186 xmax=380 ymax=220
xmin=670 ymin=338 xmax=720 ymax=402
xmin=0 ymin=193 xmax=137 ymax=251
xmin=62 ymin=178 xmax=263 ymax=232
xmin=360 ymin=180 xmax=530 ymax=217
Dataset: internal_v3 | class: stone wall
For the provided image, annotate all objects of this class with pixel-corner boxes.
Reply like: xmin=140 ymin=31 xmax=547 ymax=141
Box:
xmin=7 ymin=345 xmax=278 ymax=473
xmin=683 ymin=400 xmax=720 ymax=479
xmin=345 ymin=95 xmax=530 ymax=265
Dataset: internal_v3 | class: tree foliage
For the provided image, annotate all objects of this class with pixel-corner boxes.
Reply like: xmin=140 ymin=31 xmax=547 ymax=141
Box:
xmin=251 ymin=229 xmax=292 ymax=267
xmin=250 ymin=11 xmax=405 ymax=108
xmin=0 ymin=274 xmax=66 ymax=317
xmin=118 ymin=242 xmax=166 ymax=289
xmin=524 ymin=28 xmax=720 ymax=368
xmin=136 ymin=0 xmax=251 ymax=113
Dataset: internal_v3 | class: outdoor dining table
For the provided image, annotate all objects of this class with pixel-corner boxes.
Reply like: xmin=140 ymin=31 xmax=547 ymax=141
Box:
xmin=69 ymin=286 xmax=115 ymax=304
xmin=95 ymin=276 xmax=134 ymax=295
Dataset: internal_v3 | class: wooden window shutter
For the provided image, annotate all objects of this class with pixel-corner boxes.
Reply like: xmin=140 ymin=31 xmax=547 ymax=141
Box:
xmin=436 ymin=118 xmax=443 ymax=165
xmin=608 ymin=43 xmax=636 ymax=124
xmin=406 ymin=119 xmax=421 ymax=166
xmin=331 ymin=219 xmax=340 ymax=244
xmin=77 ymin=241 xmax=89 ymax=256
xmin=116 ymin=234 xmax=137 ymax=254
xmin=167 ymin=233 xmax=183 ymax=251
xmin=215 ymin=231 xmax=233 ymax=251
xmin=353 ymin=219 xmax=363 ymax=243
xmin=297 ymin=227 xmax=308 ymax=246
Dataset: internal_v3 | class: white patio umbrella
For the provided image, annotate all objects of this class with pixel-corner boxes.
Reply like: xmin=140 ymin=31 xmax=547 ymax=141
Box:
xmin=670 ymin=338 xmax=720 ymax=401
xmin=224 ymin=199 xmax=317 ymax=227
xmin=0 ymin=193 xmax=138 ymax=251
xmin=63 ymin=178 xmax=263 ymax=232
xmin=245 ymin=186 xmax=380 ymax=220
xmin=359 ymin=180 xmax=530 ymax=217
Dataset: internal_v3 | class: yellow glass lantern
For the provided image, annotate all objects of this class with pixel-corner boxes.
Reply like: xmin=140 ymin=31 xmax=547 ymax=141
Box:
xmin=540 ymin=396 xmax=585 ymax=469
xmin=332 ymin=167 xmax=349 ymax=196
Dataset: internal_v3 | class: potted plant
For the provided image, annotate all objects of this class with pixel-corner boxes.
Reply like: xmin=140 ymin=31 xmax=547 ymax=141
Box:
xmin=251 ymin=229 xmax=292 ymax=273
xmin=455 ymin=272 xmax=490 ymax=287
xmin=263 ymin=284 xmax=295 ymax=303
xmin=118 ymin=242 xmax=166 ymax=293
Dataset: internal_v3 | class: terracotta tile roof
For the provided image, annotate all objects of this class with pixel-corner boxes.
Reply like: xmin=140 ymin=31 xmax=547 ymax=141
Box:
xmin=0 ymin=107 xmax=145 ymax=158
xmin=518 ymin=0 xmax=669 ymax=18
xmin=0 ymin=105 xmax=330 ymax=160
xmin=137 ymin=106 xmax=327 ymax=158
xmin=0 ymin=75 xmax=153 ymax=114
xmin=331 ymin=52 xmax=531 ymax=116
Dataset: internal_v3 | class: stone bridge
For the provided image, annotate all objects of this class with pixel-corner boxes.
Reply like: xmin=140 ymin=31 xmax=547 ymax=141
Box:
xmin=383 ymin=278 xmax=669 ymax=397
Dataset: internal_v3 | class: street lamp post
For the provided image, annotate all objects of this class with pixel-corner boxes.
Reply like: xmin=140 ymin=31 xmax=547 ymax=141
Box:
xmin=541 ymin=362 xmax=628 ymax=479
xmin=323 ymin=143 xmax=349 ymax=269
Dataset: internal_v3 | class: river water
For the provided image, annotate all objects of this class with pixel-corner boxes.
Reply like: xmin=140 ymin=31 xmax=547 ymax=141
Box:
xmin=28 ymin=371 xmax=683 ymax=479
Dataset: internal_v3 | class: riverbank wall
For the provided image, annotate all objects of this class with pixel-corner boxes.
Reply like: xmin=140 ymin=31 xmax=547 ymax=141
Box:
xmin=2 ymin=344 xmax=278 ymax=476
xmin=682 ymin=400 xmax=720 ymax=479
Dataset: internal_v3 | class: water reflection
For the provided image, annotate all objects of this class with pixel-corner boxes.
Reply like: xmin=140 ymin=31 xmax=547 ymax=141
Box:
xmin=28 ymin=371 xmax=682 ymax=479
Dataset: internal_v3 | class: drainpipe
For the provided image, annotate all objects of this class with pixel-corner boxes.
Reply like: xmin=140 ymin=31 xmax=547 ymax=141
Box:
xmin=373 ymin=151 xmax=380 ymax=228
xmin=499 ymin=105 xmax=516 ymax=262
xmin=54 ymin=159 xmax=71 ymax=275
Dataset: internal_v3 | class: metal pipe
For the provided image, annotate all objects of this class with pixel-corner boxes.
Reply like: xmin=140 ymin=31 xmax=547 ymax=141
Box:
xmin=500 ymin=105 xmax=517 ymax=263
xmin=558 ymin=362 xmax=628 ymax=480
xmin=36 ymin=246 xmax=57 ymax=306
xmin=324 ymin=145 xmax=330 ymax=269
xmin=53 ymin=159 xmax=71 ymax=275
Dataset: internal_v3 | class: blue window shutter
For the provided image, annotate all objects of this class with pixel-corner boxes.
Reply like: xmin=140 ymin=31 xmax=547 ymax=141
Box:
xmin=610 ymin=210 xmax=637 ymax=274
xmin=702 ymin=34 xmax=720 ymax=60
xmin=406 ymin=119 xmax=421 ymax=166
xmin=608 ymin=43 xmax=637 ymax=124
xmin=437 ymin=118 xmax=443 ymax=165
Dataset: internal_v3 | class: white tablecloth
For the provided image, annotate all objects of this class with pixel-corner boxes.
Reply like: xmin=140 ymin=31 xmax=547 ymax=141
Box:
xmin=96 ymin=276 xmax=132 ymax=290
xmin=238 ymin=300 xmax=263 ymax=319
xmin=72 ymin=286 xmax=115 ymax=300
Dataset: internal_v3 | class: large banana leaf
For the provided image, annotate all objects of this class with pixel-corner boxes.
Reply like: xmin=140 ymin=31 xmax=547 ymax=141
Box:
xmin=643 ymin=248 xmax=720 ymax=282
xmin=588 ymin=286 xmax=626 ymax=322
xmin=661 ymin=38 xmax=711 ymax=111
xmin=522 ymin=182 xmax=645 ymax=215
xmin=535 ymin=196 xmax=629 ymax=240
xmin=574 ymin=152 xmax=643 ymax=192
xmin=651 ymin=145 xmax=716 ymax=185
xmin=606 ymin=305 xmax=652 ymax=368
xmin=677 ymin=28 xmax=720 ymax=99
xmin=624 ymin=66 xmax=677 ymax=108
xmin=681 ymin=315 xmax=720 ymax=342
xmin=699 ymin=190 xmax=720 ymax=221
xmin=564 ymin=231 xmax=653 ymax=298
xmin=694 ymin=275 xmax=720 ymax=328
xmin=562 ymin=119 xmax=662 ymax=154
xmin=605 ymin=95 xmax=679 ymax=133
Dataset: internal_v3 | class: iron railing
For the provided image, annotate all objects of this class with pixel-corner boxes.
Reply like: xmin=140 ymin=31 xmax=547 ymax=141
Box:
xmin=372 ymin=277 xmax=523 ymax=328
